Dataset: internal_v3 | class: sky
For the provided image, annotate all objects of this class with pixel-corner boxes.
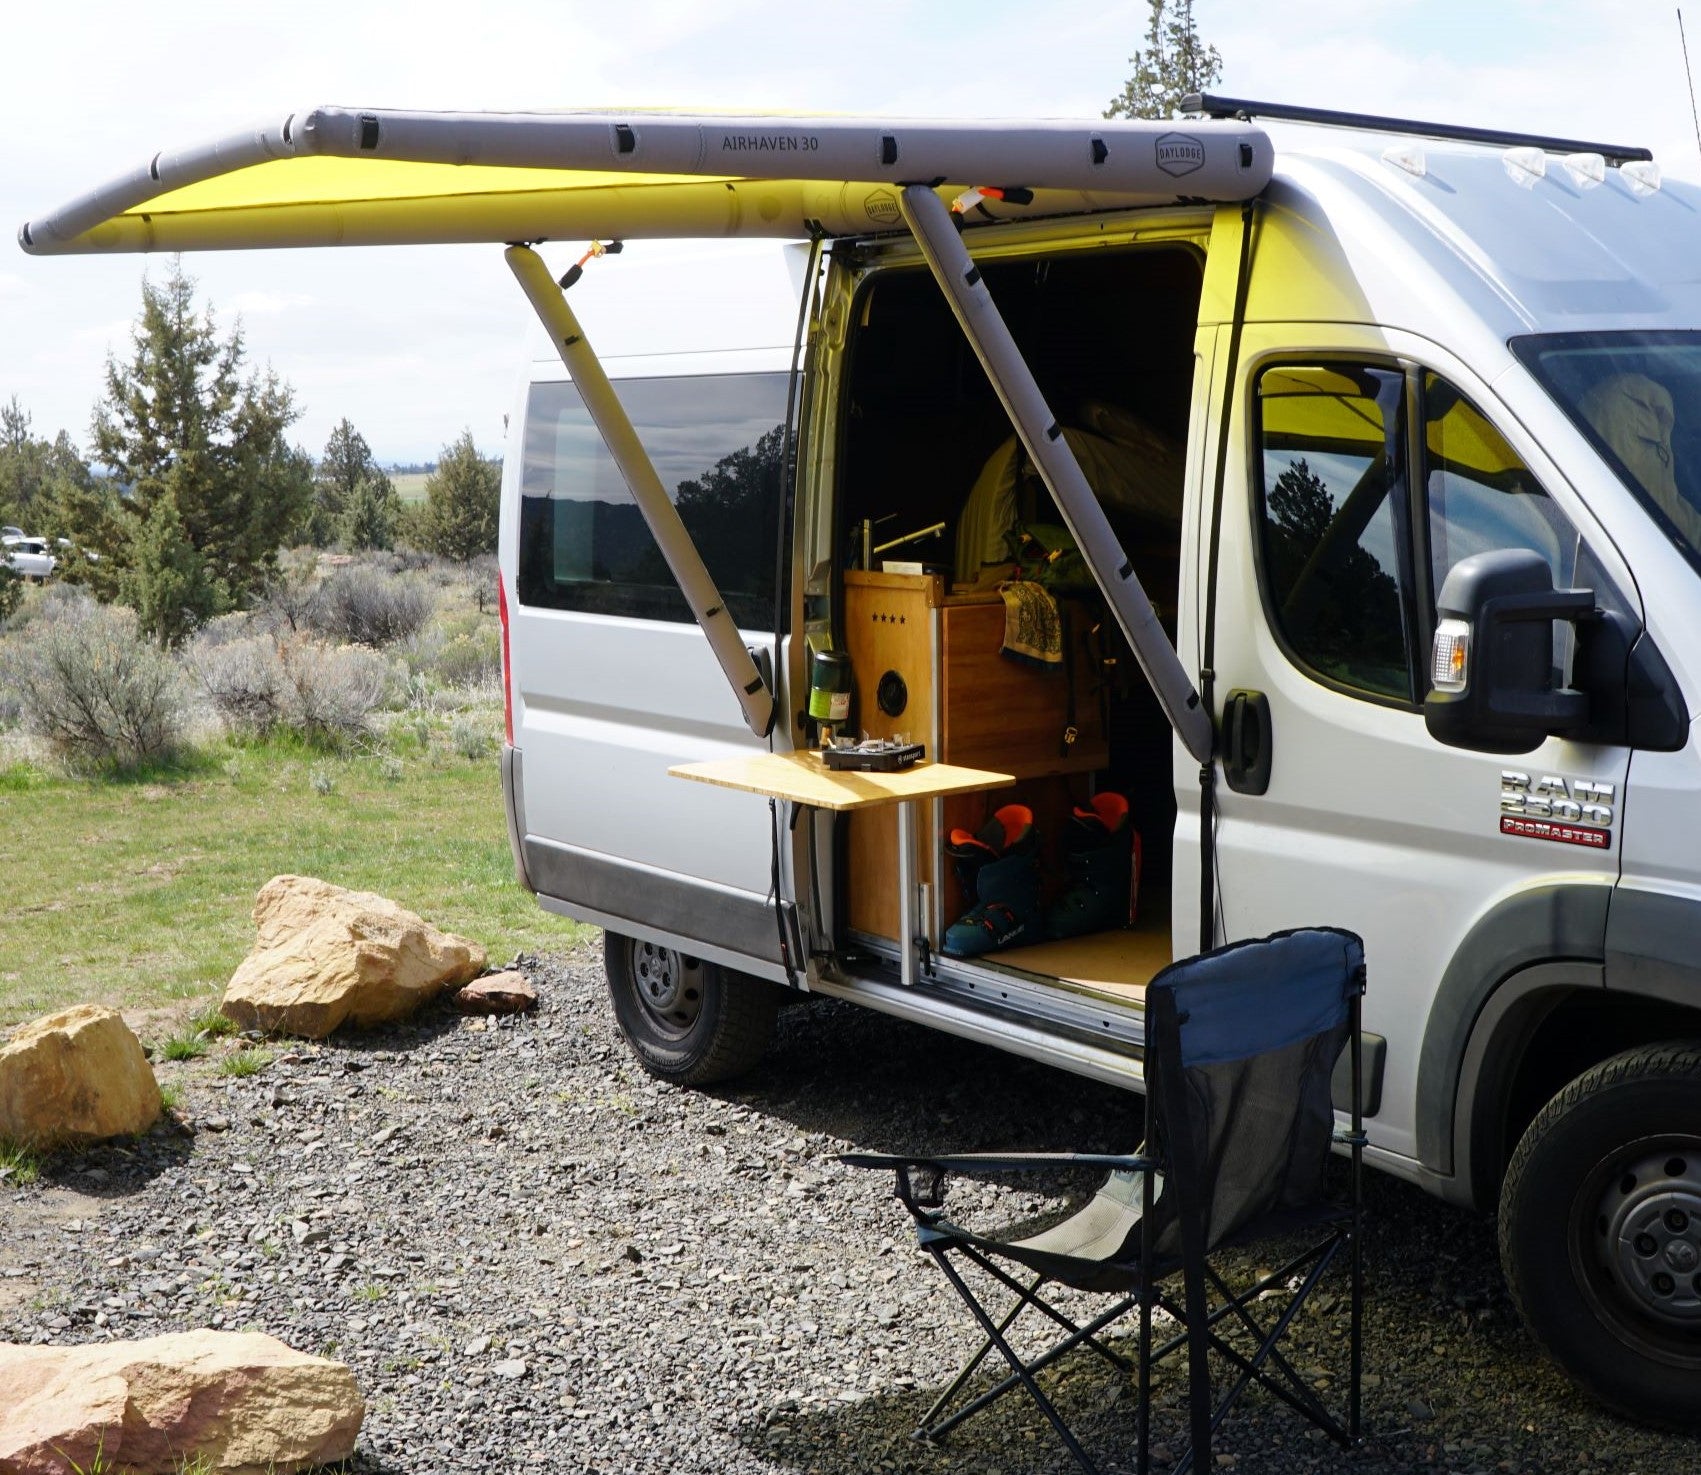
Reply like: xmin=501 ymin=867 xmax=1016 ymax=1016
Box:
xmin=2 ymin=0 xmax=1698 ymax=467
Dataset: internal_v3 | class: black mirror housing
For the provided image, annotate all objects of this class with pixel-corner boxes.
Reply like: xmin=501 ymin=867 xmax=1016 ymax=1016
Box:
xmin=1425 ymin=549 xmax=1591 ymax=755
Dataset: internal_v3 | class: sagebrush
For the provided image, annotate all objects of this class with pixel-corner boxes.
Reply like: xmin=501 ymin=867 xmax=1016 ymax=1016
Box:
xmin=192 ymin=630 xmax=389 ymax=740
xmin=310 ymin=564 xmax=435 ymax=647
xmin=0 ymin=595 xmax=187 ymax=768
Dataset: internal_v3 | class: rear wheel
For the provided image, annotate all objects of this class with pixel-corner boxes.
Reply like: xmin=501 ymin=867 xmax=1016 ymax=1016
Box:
xmin=1499 ymin=1041 xmax=1701 ymax=1428
xmin=604 ymin=931 xmax=779 ymax=1086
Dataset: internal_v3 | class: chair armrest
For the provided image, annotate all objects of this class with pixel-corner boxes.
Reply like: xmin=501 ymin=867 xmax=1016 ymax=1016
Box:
xmin=840 ymin=1151 xmax=1155 ymax=1175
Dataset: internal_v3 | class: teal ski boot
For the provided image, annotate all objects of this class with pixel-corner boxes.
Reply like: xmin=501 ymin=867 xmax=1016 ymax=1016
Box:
xmin=942 ymin=804 xmax=1042 ymax=957
xmin=1046 ymin=792 xmax=1138 ymax=939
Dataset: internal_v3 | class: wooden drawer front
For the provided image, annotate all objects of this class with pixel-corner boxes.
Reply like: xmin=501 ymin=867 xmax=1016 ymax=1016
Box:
xmin=942 ymin=602 xmax=1108 ymax=775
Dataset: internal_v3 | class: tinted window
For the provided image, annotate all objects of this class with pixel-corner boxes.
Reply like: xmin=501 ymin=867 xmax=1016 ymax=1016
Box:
xmin=1512 ymin=330 xmax=1701 ymax=572
xmin=517 ymin=373 xmax=790 ymax=628
xmin=1423 ymin=372 xmax=1580 ymax=597
xmin=1255 ymin=364 xmax=1416 ymax=702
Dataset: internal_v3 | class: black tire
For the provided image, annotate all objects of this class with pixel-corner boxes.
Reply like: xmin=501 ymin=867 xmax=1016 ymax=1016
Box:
xmin=1499 ymin=1040 xmax=1701 ymax=1429
xmin=603 ymin=931 xmax=779 ymax=1087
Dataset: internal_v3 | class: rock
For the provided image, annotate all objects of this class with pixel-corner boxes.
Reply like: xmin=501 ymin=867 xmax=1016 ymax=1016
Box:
xmin=221 ymin=875 xmax=486 ymax=1039
xmin=453 ymin=971 xmax=538 ymax=1016
xmin=0 ymin=1330 xmax=363 ymax=1475
xmin=0 ymin=1005 xmax=162 ymax=1151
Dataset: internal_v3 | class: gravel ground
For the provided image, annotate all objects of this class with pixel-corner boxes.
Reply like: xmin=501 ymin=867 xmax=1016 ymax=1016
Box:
xmin=3 ymin=941 xmax=1696 ymax=1474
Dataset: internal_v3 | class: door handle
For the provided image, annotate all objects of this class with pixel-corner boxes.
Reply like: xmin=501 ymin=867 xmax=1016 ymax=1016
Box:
xmin=1223 ymin=689 xmax=1273 ymax=795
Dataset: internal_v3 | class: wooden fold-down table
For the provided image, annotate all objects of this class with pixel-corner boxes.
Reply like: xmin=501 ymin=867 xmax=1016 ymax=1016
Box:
xmin=669 ymin=750 xmax=1014 ymax=988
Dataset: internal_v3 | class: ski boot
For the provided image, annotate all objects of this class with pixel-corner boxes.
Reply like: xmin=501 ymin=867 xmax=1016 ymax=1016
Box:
xmin=942 ymin=804 xmax=1043 ymax=957
xmin=1046 ymin=792 xmax=1138 ymax=939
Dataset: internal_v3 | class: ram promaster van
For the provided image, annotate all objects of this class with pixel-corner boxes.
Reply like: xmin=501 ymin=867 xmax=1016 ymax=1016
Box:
xmin=22 ymin=96 xmax=1701 ymax=1426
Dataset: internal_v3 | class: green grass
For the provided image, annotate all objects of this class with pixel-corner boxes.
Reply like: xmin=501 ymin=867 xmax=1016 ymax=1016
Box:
xmin=158 ymin=1082 xmax=183 ymax=1113
xmin=216 ymin=1047 xmax=273 ymax=1078
xmin=391 ymin=471 xmax=431 ymax=504
xmin=0 ymin=1139 xmax=43 ymax=1185
xmin=160 ymin=1033 xmax=208 ymax=1061
xmin=0 ymin=716 xmax=588 ymax=1028
xmin=187 ymin=1004 xmax=237 ymax=1038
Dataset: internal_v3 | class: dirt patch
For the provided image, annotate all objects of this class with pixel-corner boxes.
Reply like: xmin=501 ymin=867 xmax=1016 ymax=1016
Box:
xmin=0 ymin=1186 xmax=107 ymax=1315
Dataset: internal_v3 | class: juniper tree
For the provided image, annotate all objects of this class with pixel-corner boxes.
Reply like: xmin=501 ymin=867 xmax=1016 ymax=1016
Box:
xmin=65 ymin=260 xmax=312 ymax=641
xmin=311 ymin=417 xmax=400 ymax=548
xmin=1104 ymin=0 xmax=1223 ymax=121
xmin=0 ymin=396 xmax=92 ymax=533
xmin=417 ymin=431 xmax=500 ymax=561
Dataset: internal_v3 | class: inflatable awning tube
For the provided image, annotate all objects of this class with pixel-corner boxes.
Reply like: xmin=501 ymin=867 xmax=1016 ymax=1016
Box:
xmin=20 ymin=107 xmax=1272 ymax=255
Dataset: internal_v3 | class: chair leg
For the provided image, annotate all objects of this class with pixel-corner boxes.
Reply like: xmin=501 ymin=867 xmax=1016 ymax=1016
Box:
xmin=1195 ymin=1237 xmax=1353 ymax=1444
xmin=919 ymin=1272 xmax=1043 ymax=1431
xmin=925 ymin=1290 xmax=1138 ymax=1441
xmin=929 ymin=1247 xmax=1105 ymax=1475
xmin=955 ymin=1245 xmax=1135 ymax=1372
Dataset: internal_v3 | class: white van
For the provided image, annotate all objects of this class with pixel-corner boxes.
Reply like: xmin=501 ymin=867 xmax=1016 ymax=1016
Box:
xmin=22 ymin=97 xmax=1701 ymax=1426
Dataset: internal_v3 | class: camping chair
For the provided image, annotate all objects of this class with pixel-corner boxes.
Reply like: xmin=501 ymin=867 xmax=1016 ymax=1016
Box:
xmin=841 ymin=926 xmax=1366 ymax=1475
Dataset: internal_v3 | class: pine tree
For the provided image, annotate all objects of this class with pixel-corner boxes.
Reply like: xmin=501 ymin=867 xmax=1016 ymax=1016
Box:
xmin=310 ymin=417 xmax=399 ymax=548
xmin=417 ymin=431 xmax=500 ymax=561
xmin=340 ymin=474 xmax=403 ymax=552
xmin=64 ymin=260 xmax=312 ymax=640
xmin=1103 ymin=0 xmax=1223 ymax=121
xmin=120 ymin=484 xmax=220 ymax=648
xmin=0 ymin=396 xmax=92 ymax=532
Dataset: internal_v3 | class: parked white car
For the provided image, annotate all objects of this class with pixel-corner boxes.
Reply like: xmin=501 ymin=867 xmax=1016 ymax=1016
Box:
xmin=2 ymin=536 xmax=56 ymax=581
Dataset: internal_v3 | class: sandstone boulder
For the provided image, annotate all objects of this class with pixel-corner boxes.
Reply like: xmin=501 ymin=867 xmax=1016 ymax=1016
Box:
xmin=0 ymin=1005 xmax=161 ymax=1151
xmin=453 ymin=970 xmax=538 ymax=1015
xmin=0 ymin=1330 xmax=363 ymax=1475
xmin=222 ymin=875 xmax=486 ymax=1039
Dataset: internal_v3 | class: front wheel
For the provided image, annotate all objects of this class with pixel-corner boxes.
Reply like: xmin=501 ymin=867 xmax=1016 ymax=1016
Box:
xmin=604 ymin=931 xmax=779 ymax=1087
xmin=1500 ymin=1041 xmax=1701 ymax=1428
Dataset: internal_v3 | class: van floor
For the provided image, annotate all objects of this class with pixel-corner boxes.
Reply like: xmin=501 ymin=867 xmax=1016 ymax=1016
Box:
xmin=978 ymin=901 xmax=1170 ymax=1004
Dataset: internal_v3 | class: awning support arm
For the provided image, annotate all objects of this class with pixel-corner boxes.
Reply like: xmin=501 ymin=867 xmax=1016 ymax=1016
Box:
xmin=505 ymin=244 xmax=776 ymax=739
xmin=896 ymin=186 xmax=1214 ymax=763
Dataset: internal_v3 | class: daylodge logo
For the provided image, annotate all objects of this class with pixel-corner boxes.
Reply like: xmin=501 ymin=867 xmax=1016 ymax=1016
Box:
xmin=1154 ymin=132 xmax=1206 ymax=178
xmin=864 ymin=190 xmax=901 ymax=225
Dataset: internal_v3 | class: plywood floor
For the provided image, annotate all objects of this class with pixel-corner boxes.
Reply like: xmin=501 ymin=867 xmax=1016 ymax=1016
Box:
xmin=985 ymin=909 xmax=1172 ymax=1004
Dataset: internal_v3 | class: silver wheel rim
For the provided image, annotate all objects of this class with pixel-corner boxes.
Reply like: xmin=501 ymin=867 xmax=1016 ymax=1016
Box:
xmin=629 ymin=941 xmax=704 ymax=1042
xmin=1596 ymin=1146 xmax=1701 ymax=1330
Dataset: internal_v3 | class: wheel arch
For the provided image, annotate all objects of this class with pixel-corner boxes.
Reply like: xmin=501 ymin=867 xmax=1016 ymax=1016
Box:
xmin=1435 ymin=884 xmax=1701 ymax=1211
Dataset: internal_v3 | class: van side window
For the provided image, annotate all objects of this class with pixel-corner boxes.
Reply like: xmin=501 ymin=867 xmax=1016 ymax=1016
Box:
xmin=1255 ymin=364 xmax=1417 ymax=702
xmin=516 ymin=372 xmax=790 ymax=628
xmin=1422 ymin=371 xmax=1580 ymax=597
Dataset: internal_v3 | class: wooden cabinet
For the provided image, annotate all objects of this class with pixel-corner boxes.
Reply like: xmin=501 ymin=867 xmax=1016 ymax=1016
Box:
xmin=841 ymin=571 xmax=1107 ymax=942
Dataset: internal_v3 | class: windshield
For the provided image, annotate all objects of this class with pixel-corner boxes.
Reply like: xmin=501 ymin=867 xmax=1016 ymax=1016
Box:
xmin=1512 ymin=331 xmax=1701 ymax=569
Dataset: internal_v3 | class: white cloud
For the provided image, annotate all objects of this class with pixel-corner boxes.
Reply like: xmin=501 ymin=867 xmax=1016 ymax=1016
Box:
xmin=225 ymin=292 xmax=316 ymax=319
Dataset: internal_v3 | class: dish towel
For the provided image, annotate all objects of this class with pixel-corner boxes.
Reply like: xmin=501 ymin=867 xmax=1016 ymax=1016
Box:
xmin=999 ymin=580 xmax=1064 ymax=670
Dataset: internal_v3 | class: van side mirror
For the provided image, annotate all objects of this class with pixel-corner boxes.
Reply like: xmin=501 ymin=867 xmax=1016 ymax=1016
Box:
xmin=1424 ymin=549 xmax=1591 ymax=755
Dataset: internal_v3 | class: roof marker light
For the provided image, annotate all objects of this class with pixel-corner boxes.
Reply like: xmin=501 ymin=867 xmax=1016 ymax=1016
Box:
xmin=1561 ymin=152 xmax=1606 ymax=189
xmin=1502 ymin=147 xmax=1547 ymax=188
xmin=1381 ymin=143 xmax=1427 ymax=177
xmin=1621 ymin=159 xmax=1663 ymax=197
